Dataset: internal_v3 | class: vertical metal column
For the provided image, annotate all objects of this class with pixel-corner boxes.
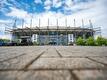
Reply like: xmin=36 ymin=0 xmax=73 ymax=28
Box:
xmin=74 ymin=19 xmax=76 ymax=42
xmin=65 ymin=18 xmax=68 ymax=46
xmin=12 ymin=19 xmax=17 ymax=42
xmin=57 ymin=19 xmax=59 ymax=45
xmin=82 ymin=19 xmax=85 ymax=39
xmin=89 ymin=20 xmax=94 ymax=37
xmin=39 ymin=18 xmax=41 ymax=45
xmin=74 ymin=19 xmax=76 ymax=27
xmin=30 ymin=17 xmax=32 ymax=28
xmin=47 ymin=18 xmax=49 ymax=45
xmin=99 ymin=27 xmax=102 ymax=37
xmin=30 ymin=17 xmax=32 ymax=39
xmin=13 ymin=19 xmax=17 ymax=29
xmin=82 ymin=19 xmax=84 ymax=28
xmin=22 ymin=19 xmax=24 ymax=29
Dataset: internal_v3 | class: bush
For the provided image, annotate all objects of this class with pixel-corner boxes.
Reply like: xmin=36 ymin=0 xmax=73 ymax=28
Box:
xmin=33 ymin=41 xmax=39 ymax=45
xmin=96 ymin=37 xmax=107 ymax=46
xmin=105 ymin=39 xmax=107 ymax=46
xmin=76 ymin=37 xmax=85 ymax=45
xmin=0 ymin=39 xmax=10 ymax=43
xmin=86 ymin=37 xmax=95 ymax=46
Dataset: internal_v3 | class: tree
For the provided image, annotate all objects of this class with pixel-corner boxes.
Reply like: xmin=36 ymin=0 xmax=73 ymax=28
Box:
xmin=33 ymin=41 xmax=39 ymax=45
xmin=86 ymin=37 xmax=95 ymax=46
xmin=105 ymin=39 xmax=107 ymax=46
xmin=0 ymin=39 xmax=10 ymax=43
xmin=76 ymin=37 xmax=85 ymax=46
xmin=96 ymin=37 xmax=107 ymax=46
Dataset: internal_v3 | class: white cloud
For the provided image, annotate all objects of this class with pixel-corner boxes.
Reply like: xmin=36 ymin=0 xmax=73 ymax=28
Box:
xmin=0 ymin=0 xmax=13 ymax=14
xmin=44 ymin=0 xmax=52 ymax=10
xmin=64 ymin=0 xmax=73 ymax=7
xmin=5 ymin=7 xmax=32 ymax=28
xmin=0 ymin=0 xmax=10 ymax=8
xmin=37 ymin=11 xmax=64 ymax=26
xmin=6 ymin=7 xmax=31 ymax=19
xmin=34 ymin=0 xmax=42 ymax=4
xmin=0 ymin=19 xmax=12 ymax=23
xmin=63 ymin=0 xmax=95 ymax=13
xmin=52 ymin=0 xmax=62 ymax=8
xmin=44 ymin=6 xmax=51 ymax=10
xmin=27 ymin=11 xmax=64 ymax=27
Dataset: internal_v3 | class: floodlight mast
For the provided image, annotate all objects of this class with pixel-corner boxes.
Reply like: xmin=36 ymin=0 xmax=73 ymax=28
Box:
xmin=82 ymin=19 xmax=86 ymax=39
xmin=74 ymin=19 xmax=76 ymax=27
xmin=46 ymin=18 xmax=50 ymax=45
xmin=38 ymin=18 xmax=41 ymax=45
xmin=89 ymin=20 xmax=94 ymax=37
xmin=57 ymin=19 xmax=59 ymax=45
xmin=65 ymin=18 xmax=68 ymax=46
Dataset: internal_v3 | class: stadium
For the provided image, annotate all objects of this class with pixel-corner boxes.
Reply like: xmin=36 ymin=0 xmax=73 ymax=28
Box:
xmin=9 ymin=19 xmax=98 ymax=46
xmin=12 ymin=26 xmax=95 ymax=45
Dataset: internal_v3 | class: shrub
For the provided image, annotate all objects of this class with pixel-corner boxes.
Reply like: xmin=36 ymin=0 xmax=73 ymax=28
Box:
xmin=33 ymin=41 xmax=39 ymax=45
xmin=103 ymin=38 xmax=107 ymax=46
xmin=86 ymin=37 xmax=95 ymax=46
xmin=105 ymin=39 xmax=107 ymax=46
xmin=96 ymin=37 xmax=107 ymax=46
xmin=0 ymin=39 xmax=10 ymax=43
xmin=76 ymin=37 xmax=85 ymax=45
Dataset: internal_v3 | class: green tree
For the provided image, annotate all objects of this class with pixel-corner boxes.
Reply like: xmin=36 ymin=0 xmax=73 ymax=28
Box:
xmin=0 ymin=39 xmax=10 ymax=43
xmin=96 ymin=37 xmax=107 ymax=46
xmin=33 ymin=41 xmax=39 ymax=45
xmin=86 ymin=37 xmax=95 ymax=46
xmin=76 ymin=37 xmax=85 ymax=46
xmin=105 ymin=39 xmax=107 ymax=46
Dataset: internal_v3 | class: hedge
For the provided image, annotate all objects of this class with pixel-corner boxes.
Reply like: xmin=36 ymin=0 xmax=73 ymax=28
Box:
xmin=76 ymin=37 xmax=85 ymax=46
xmin=86 ymin=37 xmax=95 ymax=46
xmin=76 ymin=36 xmax=107 ymax=46
xmin=96 ymin=37 xmax=107 ymax=46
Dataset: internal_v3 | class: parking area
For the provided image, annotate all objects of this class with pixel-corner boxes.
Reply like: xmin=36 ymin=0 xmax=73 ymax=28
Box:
xmin=0 ymin=46 xmax=107 ymax=80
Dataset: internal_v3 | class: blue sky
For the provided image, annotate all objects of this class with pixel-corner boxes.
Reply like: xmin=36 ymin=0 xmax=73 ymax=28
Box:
xmin=0 ymin=0 xmax=107 ymax=39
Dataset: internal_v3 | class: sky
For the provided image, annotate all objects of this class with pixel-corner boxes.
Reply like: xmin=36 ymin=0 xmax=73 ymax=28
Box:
xmin=0 ymin=0 xmax=107 ymax=39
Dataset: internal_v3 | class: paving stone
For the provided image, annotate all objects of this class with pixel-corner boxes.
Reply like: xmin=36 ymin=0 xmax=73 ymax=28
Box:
xmin=0 ymin=70 xmax=73 ymax=80
xmin=0 ymin=71 xmax=17 ymax=80
xmin=17 ymin=70 xmax=73 ymax=80
xmin=57 ymin=47 xmax=107 ymax=57
xmin=41 ymin=47 xmax=60 ymax=58
xmin=0 ymin=46 xmax=107 ymax=80
xmin=73 ymin=70 xmax=107 ymax=80
xmin=88 ymin=57 xmax=107 ymax=65
xmin=0 ymin=46 xmax=41 ymax=61
xmin=59 ymin=51 xmax=102 ymax=57
xmin=29 ymin=58 xmax=105 ymax=69
xmin=0 ymin=49 xmax=46 ymax=69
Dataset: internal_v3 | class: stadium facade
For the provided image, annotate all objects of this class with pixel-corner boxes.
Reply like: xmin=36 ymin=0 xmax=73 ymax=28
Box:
xmin=11 ymin=26 xmax=94 ymax=45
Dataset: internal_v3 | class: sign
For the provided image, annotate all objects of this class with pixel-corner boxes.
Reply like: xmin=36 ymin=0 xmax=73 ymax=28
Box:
xmin=68 ymin=34 xmax=74 ymax=42
xmin=32 ymin=34 xmax=38 ymax=42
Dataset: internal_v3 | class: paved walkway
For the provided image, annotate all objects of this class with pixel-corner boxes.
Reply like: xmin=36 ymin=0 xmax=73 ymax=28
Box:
xmin=0 ymin=46 xmax=107 ymax=80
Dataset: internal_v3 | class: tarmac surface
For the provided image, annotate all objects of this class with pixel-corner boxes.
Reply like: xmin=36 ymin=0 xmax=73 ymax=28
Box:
xmin=0 ymin=46 xmax=107 ymax=80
